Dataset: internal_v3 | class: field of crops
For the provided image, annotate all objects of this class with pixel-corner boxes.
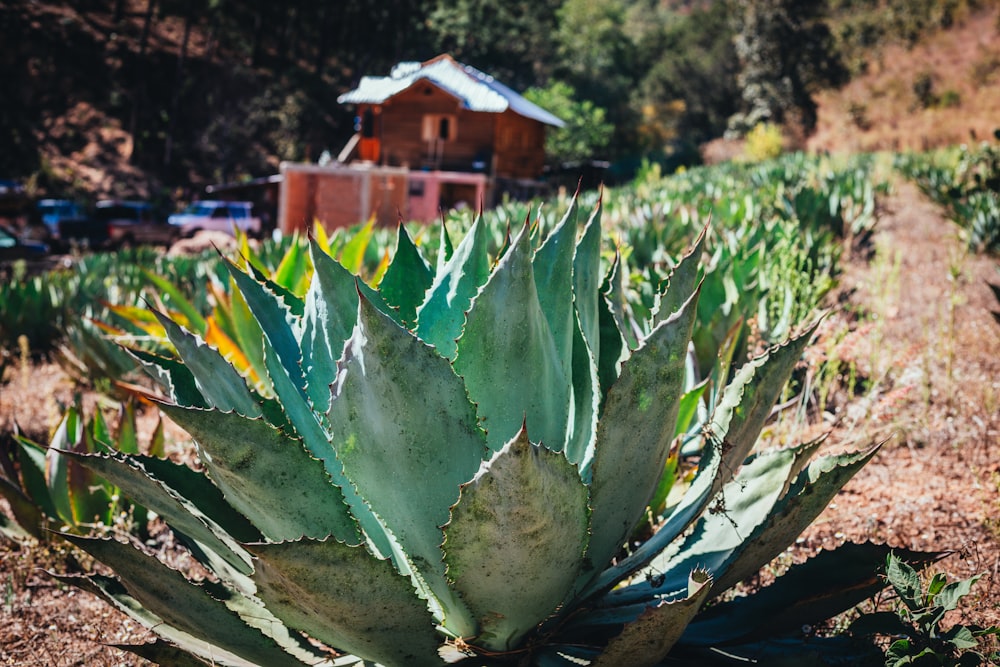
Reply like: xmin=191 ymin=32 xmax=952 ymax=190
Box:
xmin=1 ymin=149 xmax=997 ymax=667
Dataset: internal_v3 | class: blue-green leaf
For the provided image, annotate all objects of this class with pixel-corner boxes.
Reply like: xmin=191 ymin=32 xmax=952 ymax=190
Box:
xmin=443 ymin=427 xmax=589 ymax=651
xmin=416 ymin=215 xmax=491 ymax=359
xmin=250 ymin=538 xmax=442 ymax=667
xmin=455 ymin=224 xmax=570 ymax=453
xmin=328 ymin=294 xmax=486 ymax=636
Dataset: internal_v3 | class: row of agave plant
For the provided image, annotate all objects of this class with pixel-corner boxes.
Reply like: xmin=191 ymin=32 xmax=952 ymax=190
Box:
xmin=895 ymin=132 xmax=1000 ymax=254
xmin=2 ymin=193 xmax=946 ymax=666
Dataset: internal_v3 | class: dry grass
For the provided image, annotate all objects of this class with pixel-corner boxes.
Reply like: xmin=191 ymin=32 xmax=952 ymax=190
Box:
xmin=809 ymin=5 xmax=1000 ymax=154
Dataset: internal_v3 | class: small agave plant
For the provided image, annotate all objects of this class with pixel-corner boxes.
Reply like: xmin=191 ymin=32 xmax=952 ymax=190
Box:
xmin=55 ymin=198 xmax=908 ymax=666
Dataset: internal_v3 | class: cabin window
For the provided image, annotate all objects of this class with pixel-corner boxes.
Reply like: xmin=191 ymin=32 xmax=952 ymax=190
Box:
xmin=422 ymin=114 xmax=457 ymax=142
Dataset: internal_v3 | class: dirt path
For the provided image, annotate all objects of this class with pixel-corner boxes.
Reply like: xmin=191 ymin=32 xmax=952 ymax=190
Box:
xmin=795 ymin=180 xmax=1000 ymax=629
xmin=0 ymin=181 xmax=998 ymax=663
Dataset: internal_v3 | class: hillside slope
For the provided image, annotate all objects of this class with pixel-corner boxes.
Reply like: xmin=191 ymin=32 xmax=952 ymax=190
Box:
xmin=809 ymin=5 xmax=1000 ymax=154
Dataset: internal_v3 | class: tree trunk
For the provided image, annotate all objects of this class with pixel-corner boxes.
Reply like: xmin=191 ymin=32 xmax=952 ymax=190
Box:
xmin=127 ymin=0 xmax=158 ymax=164
xmin=164 ymin=0 xmax=195 ymax=168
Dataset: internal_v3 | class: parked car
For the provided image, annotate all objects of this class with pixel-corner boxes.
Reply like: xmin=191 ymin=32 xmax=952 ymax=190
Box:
xmin=97 ymin=200 xmax=177 ymax=248
xmin=0 ymin=223 xmax=48 ymax=263
xmin=167 ymin=200 xmax=262 ymax=238
xmin=0 ymin=180 xmax=31 ymax=218
xmin=56 ymin=210 xmax=108 ymax=250
xmin=37 ymin=199 xmax=85 ymax=239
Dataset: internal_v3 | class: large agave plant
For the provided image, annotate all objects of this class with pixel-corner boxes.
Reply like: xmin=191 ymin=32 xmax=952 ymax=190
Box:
xmin=54 ymin=198 xmax=905 ymax=666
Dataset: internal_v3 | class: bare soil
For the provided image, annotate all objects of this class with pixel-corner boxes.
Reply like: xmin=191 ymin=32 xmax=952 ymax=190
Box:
xmin=0 ymin=182 xmax=998 ymax=664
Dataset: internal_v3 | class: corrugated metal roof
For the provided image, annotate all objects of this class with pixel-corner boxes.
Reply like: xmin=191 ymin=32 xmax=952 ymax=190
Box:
xmin=338 ymin=56 xmax=565 ymax=128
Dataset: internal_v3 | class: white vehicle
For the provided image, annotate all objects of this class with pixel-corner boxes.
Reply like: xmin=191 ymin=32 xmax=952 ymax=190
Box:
xmin=167 ymin=200 xmax=262 ymax=238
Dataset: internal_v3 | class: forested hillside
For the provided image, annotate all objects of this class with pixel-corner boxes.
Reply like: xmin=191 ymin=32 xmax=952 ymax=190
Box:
xmin=0 ymin=0 xmax=994 ymax=203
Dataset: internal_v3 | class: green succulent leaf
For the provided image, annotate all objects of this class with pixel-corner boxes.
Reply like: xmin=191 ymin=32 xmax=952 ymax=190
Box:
xmin=379 ymin=223 xmax=434 ymax=328
xmin=456 ymin=223 xmax=570 ymax=453
xmin=655 ymin=225 xmax=707 ymax=325
xmin=302 ymin=240 xmax=400 ymax=413
xmin=225 ymin=256 xmax=308 ymax=396
xmin=157 ymin=404 xmax=361 ymax=545
xmin=711 ymin=443 xmax=881 ymax=595
xmin=109 ymin=639 xmax=216 ymax=667
xmin=328 ymin=293 xmax=485 ymax=636
xmin=59 ymin=535 xmax=314 ymax=667
xmin=605 ymin=444 xmax=803 ymax=605
xmin=416 ymin=214 xmax=491 ymax=359
xmin=129 ymin=347 xmax=209 ymax=408
xmin=152 ymin=309 xmax=262 ymax=418
xmin=573 ymin=198 xmax=604 ymax=370
xmin=444 ymin=427 xmax=590 ymax=652
xmin=533 ymin=198 xmax=580 ymax=380
xmin=249 ymin=538 xmax=442 ymax=667
xmin=592 ymin=570 xmax=712 ymax=667
xmin=141 ymin=268 xmax=207 ymax=335
xmin=707 ymin=319 xmax=821 ymax=482
xmin=679 ymin=542 xmax=945 ymax=648
xmin=66 ymin=450 xmax=256 ymax=575
xmin=585 ymin=284 xmax=699 ymax=581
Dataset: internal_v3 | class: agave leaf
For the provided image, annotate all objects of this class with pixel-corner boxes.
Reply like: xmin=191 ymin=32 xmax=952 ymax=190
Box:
xmin=711 ymin=443 xmax=881 ymax=594
xmin=157 ymin=404 xmax=361 ymax=545
xmin=328 ymin=294 xmax=484 ymax=636
xmin=605 ymin=444 xmax=802 ymax=606
xmin=301 ymin=241 xmax=399 ymax=413
xmin=249 ymin=538 xmax=442 ymax=667
xmin=115 ymin=401 xmax=139 ymax=455
xmin=108 ymin=639 xmax=214 ymax=667
xmin=129 ymin=347 xmax=209 ymax=409
xmin=0 ymin=475 xmax=45 ymax=540
xmin=66 ymin=450 xmax=256 ymax=575
xmin=56 ymin=572 xmax=264 ymax=667
xmin=152 ymin=310 xmax=262 ymax=418
xmin=443 ymin=427 xmax=590 ymax=651
xmin=228 ymin=281 xmax=270 ymax=393
xmin=603 ymin=251 xmax=640 ymax=350
xmin=272 ymin=237 xmax=312 ymax=297
xmin=592 ymin=570 xmax=712 ymax=667
xmin=707 ymin=319 xmax=820 ymax=481
xmin=244 ymin=257 xmax=307 ymax=319
xmin=533 ymin=198 xmax=579 ymax=379
xmin=378 ymin=224 xmax=434 ymax=328
xmin=584 ymin=285 xmax=699 ymax=582
xmin=565 ymin=314 xmax=600 ymax=470
xmin=12 ymin=436 xmax=60 ymax=525
xmin=339 ymin=216 xmax=375 ymax=276
xmin=44 ymin=406 xmax=82 ymax=525
xmin=580 ymin=423 xmax=723 ymax=601
xmin=679 ymin=542 xmax=946 ymax=648
xmin=255 ymin=322 xmax=392 ymax=561
xmin=204 ymin=317 xmax=260 ymax=386
xmin=573 ymin=198 xmax=604 ymax=366
xmin=456 ymin=224 xmax=570 ymax=453
xmin=437 ymin=219 xmax=455 ymax=269
xmin=56 ymin=536 xmax=316 ymax=667
xmin=595 ymin=286 xmax=628 ymax=407
xmin=655 ymin=225 xmax=707 ymax=325
xmin=225 ymin=257 xmax=307 ymax=396
xmin=141 ymin=269 xmax=207 ymax=335
xmin=416 ymin=214 xmax=491 ymax=359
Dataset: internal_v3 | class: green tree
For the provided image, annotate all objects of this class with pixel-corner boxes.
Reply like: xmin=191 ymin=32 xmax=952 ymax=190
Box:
xmin=523 ymin=81 xmax=614 ymax=166
xmin=633 ymin=2 xmax=740 ymax=152
xmin=554 ymin=0 xmax=640 ymax=160
xmin=426 ymin=0 xmax=561 ymax=89
xmin=729 ymin=0 xmax=847 ymax=137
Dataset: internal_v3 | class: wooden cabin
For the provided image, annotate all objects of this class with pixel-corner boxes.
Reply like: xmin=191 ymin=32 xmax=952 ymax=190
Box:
xmin=278 ymin=55 xmax=564 ymax=232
